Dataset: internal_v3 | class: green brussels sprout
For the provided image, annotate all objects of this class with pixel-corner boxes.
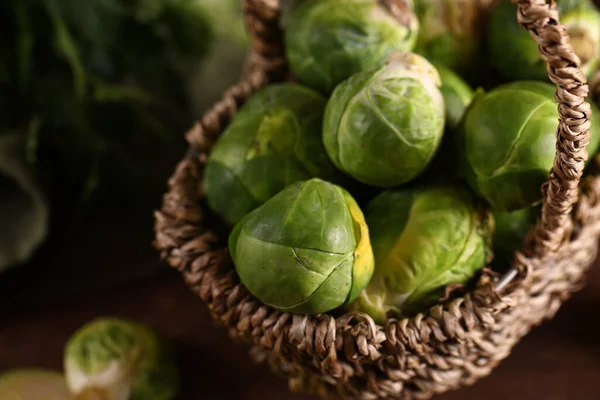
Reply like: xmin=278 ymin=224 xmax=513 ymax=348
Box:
xmin=413 ymin=0 xmax=496 ymax=72
xmin=284 ymin=0 xmax=419 ymax=94
xmin=492 ymin=207 xmax=537 ymax=266
xmin=348 ymin=185 xmax=493 ymax=323
xmin=488 ymin=0 xmax=600 ymax=81
xmin=0 ymin=369 xmax=71 ymax=400
xmin=323 ymin=52 xmax=445 ymax=188
xmin=64 ymin=318 xmax=179 ymax=400
xmin=204 ymin=83 xmax=346 ymax=226
xmin=229 ymin=178 xmax=375 ymax=314
xmin=458 ymin=80 xmax=600 ymax=211
xmin=436 ymin=65 xmax=475 ymax=131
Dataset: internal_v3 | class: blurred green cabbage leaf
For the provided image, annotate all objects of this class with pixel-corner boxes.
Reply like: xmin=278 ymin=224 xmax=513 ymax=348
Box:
xmin=0 ymin=0 xmax=226 ymax=211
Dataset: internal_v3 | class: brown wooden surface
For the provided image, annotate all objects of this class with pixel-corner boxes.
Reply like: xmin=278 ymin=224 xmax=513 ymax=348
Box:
xmin=1 ymin=237 xmax=600 ymax=399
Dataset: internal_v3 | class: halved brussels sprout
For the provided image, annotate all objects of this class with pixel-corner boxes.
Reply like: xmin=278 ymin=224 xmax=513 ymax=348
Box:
xmin=413 ymin=0 xmax=496 ymax=72
xmin=323 ymin=52 xmax=445 ymax=188
xmin=349 ymin=185 xmax=493 ymax=323
xmin=64 ymin=318 xmax=179 ymax=400
xmin=229 ymin=178 xmax=374 ymax=314
xmin=458 ymin=80 xmax=600 ymax=211
xmin=204 ymin=83 xmax=346 ymax=226
xmin=0 ymin=369 xmax=71 ymax=400
xmin=488 ymin=0 xmax=600 ymax=81
xmin=436 ymin=65 xmax=475 ymax=131
xmin=284 ymin=0 xmax=419 ymax=93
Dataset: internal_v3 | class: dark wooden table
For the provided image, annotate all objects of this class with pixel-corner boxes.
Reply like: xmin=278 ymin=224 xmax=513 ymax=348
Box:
xmin=1 ymin=215 xmax=599 ymax=399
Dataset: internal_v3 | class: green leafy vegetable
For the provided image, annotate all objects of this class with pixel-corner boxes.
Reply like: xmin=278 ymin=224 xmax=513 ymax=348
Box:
xmin=323 ymin=52 xmax=445 ymax=188
xmin=436 ymin=64 xmax=475 ymax=131
xmin=413 ymin=0 xmax=496 ymax=72
xmin=0 ymin=0 xmax=215 ymax=211
xmin=204 ymin=83 xmax=349 ymax=226
xmin=284 ymin=0 xmax=419 ymax=94
xmin=64 ymin=318 xmax=179 ymax=400
xmin=458 ymin=81 xmax=600 ymax=211
xmin=488 ymin=0 xmax=600 ymax=81
xmin=492 ymin=207 xmax=537 ymax=266
xmin=229 ymin=178 xmax=375 ymax=314
xmin=0 ymin=133 xmax=49 ymax=272
xmin=349 ymin=185 xmax=493 ymax=322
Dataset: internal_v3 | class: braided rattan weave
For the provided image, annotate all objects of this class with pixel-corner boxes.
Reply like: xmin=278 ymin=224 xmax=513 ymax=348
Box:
xmin=154 ymin=1 xmax=600 ymax=398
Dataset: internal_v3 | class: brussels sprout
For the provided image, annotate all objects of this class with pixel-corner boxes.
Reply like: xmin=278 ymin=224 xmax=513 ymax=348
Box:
xmin=204 ymin=83 xmax=346 ymax=226
xmin=348 ymin=185 xmax=492 ymax=323
xmin=64 ymin=318 xmax=179 ymax=400
xmin=284 ymin=0 xmax=419 ymax=94
xmin=413 ymin=0 xmax=496 ymax=72
xmin=436 ymin=65 xmax=475 ymax=131
xmin=488 ymin=0 xmax=600 ymax=81
xmin=323 ymin=52 xmax=445 ymax=188
xmin=492 ymin=207 xmax=537 ymax=266
xmin=229 ymin=178 xmax=375 ymax=314
xmin=458 ymin=81 xmax=600 ymax=211
xmin=0 ymin=369 xmax=71 ymax=400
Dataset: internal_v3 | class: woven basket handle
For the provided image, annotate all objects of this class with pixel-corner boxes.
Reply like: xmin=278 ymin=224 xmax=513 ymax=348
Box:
xmin=240 ymin=0 xmax=287 ymax=80
xmin=513 ymin=0 xmax=592 ymax=256
xmin=239 ymin=0 xmax=593 ymax=257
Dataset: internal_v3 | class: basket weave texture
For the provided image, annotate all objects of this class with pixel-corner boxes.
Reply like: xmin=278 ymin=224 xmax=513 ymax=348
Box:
xmin=154 ymin=1 xmax=600 ymax=398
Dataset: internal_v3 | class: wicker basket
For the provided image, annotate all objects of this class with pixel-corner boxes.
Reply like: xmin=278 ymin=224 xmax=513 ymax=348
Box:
xmin=153 ymin=0 xmax=600 ymax=398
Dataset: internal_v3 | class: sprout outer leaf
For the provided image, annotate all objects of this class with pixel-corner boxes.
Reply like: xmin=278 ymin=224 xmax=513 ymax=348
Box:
xmin=284 ymin=0 xmax=420 ymax=94
xmin=230 ymin=178 xmax=374 ymax=314
xmin=323 ymin=52 xmax=445 ymax=188
xmin=204 ymin=83 xmax=347 ymax=226
xmin=349 ymin=185 xmax=492 ymax=323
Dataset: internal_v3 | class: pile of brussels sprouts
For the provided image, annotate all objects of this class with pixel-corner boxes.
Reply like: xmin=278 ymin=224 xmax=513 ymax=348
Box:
xmin=203 ymin=0 xmax=600 ymax=324
xmin=0 ymin=318 xmax=180 ymax=400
